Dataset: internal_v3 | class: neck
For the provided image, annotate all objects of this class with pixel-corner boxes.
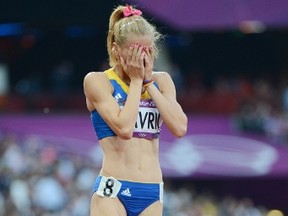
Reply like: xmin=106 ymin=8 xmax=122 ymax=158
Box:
xmin=114 ymin=66 xmax=130 ymax=85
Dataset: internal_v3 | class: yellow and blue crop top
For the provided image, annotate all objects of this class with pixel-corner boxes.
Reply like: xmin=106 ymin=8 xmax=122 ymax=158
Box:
xmin=90 ymin=68 xmax=162 ymax=140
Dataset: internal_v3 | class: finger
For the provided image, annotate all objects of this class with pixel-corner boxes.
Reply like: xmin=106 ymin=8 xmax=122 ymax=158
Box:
xmin=136 ymin=46 xmax=144 ymax=63
xmin=148 ymin=46 xmax=154 ymax=59
xmin=126 ymin=45 xmax=134 ymax=62
xmin=142 ymin=47 xmax=151 ymax=62
xmin=140 ymin=52 xmax=146 ymax=64
xmin=140 ymin=52 xmax=146 ymax=75
xmin=144 ymin=48 xmax=153 ymax=65
xmin=144 ymin=53 xmax=149 ymax=66
xmin=131 ymin=44 xmax=139 ymax=61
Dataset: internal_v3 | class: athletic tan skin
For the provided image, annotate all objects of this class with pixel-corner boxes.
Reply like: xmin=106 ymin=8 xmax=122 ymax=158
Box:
xmin=83 ymin=6 xmax=187 ymax=216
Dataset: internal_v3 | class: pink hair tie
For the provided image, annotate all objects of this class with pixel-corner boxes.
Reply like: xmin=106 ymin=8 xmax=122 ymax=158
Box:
xmin=123 ymin=5 xmax=142 ymax=17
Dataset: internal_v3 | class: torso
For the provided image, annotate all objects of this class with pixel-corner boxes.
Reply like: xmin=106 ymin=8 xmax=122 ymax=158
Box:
xmin=87 ymin=69 xmax=163 ymax=183
xmin=98 ymin=136 xmax=162 ymax=182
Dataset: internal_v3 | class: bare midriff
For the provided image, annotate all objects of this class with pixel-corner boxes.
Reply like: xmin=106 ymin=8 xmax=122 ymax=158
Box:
xmin=98 ymin=136 xmax=162 ymax=183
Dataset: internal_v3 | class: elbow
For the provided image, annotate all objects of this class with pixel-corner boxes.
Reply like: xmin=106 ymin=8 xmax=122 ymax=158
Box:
xmin=172 ymin=116 xmax=188 ymax=138
xmin=116 ymin=127 xmax=134 ymax=140
xmin=173 ymin=124 xmax=187 ymax=138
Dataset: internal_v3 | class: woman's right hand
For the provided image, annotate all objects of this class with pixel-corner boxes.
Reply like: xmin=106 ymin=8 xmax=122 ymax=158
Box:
xmin=120 ymin=44 xmax=146 ymax=81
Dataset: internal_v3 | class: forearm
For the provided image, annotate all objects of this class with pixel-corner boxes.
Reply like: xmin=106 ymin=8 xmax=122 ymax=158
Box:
xmin=117 ymin=79 xmax=143 ymax=132
xmin=146 ymin=84 xmax=187 ymax=137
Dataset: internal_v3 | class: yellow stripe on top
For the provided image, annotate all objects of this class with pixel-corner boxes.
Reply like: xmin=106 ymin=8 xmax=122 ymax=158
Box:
xmin=141 ymin=89 xmax=151 ymax=100
xmin=104 ymin=68 xmax=151 ymax=100
xmin=104 ymin=68 xmax=129 ymax=93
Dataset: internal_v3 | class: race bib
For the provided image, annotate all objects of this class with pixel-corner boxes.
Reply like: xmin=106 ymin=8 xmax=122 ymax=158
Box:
xmin=96 ymin=176 xmax=122 ymax=198
xmin=133 ymin=99 xmax=162 ymax=139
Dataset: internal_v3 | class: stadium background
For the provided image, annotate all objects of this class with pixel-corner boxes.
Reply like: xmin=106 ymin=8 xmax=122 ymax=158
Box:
xmin=0 ymin=0 xmax=288 ymax=215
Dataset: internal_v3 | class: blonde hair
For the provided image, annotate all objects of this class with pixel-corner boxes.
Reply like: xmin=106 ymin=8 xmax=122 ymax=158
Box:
xmin=107 ymin=5 xmax=162 ymax=67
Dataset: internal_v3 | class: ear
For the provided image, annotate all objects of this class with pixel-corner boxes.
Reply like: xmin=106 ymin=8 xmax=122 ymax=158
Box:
xmin=112 ymin=42 xmax=119 ymax=54
xmin=112 ymin=42 xmax=120 ymax=61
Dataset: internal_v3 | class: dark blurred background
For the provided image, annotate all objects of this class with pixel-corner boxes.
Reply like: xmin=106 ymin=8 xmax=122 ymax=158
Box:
xmin=1 ymin=0 xmax=288 ymax=215
xmin=0 ymin=0 xmax=288 ymax=115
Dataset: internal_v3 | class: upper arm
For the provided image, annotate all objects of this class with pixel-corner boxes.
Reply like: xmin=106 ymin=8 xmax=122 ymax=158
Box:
xmin=83 ymin=72 xmax=143 ymax=139
xmin=83 ymin=72 xmax=122 ymax=130
xmin=152 ymin=71 xmax=187 ymax=137
xmin=83 ymin=72 xmax=114 ymax=110
xmin=153 ymin=72 xmax=177 ymax=100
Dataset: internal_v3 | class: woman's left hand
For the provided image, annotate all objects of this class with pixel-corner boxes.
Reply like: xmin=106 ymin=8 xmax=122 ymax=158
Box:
xmin=143 ymin=46 xmax=154 ymax=81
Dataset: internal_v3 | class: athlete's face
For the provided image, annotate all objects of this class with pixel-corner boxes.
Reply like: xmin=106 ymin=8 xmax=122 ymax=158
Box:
xmin=113 ymin=34 xmax=153 ymax=63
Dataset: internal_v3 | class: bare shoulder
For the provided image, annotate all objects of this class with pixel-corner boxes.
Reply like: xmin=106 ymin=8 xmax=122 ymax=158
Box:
xmin=84 ymin=71 xmax=106 ymax=83
xmin=83 ymin=71 xmax=112 ymax=95
xmin=152 ymin=71 xmax=173 ymax=83
xmin=152 ymin=71 xmax=170 ymax=77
